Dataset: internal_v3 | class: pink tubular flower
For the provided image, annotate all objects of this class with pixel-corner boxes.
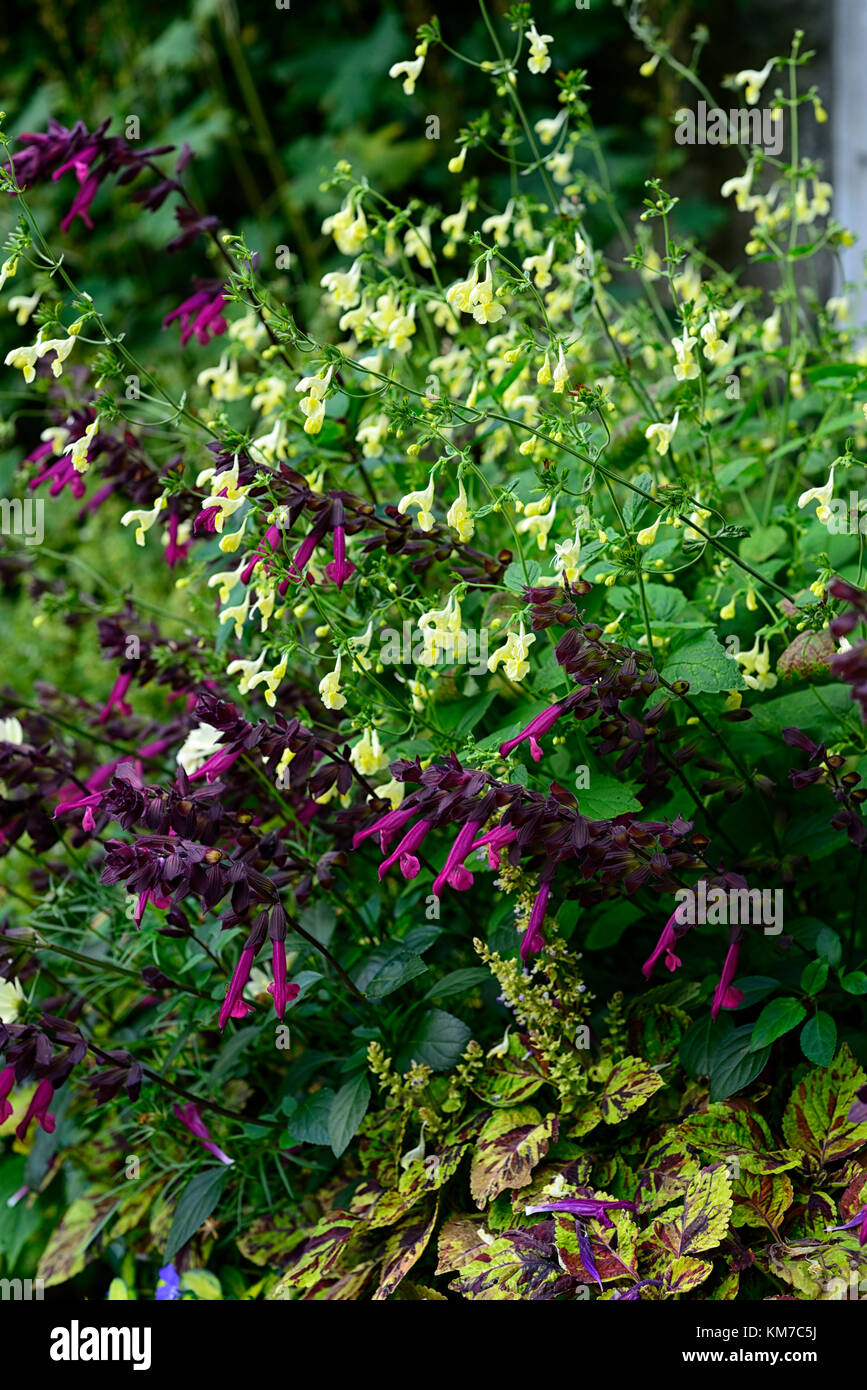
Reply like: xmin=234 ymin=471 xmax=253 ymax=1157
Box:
xmin=499 ymin=701 xmax=567 ymax=762
xmin=134 ymin=889 xmax=172 ymax=927
xmin=472 ymin=822 xmax=518 ymax=869
xmin=641 ymin=909 xmax=683 ymax=981
xmin=16 ymin=1078 xmax=57 ymax=1142
xmin=164 ymin=513 xmax=190 ymax=569
xmin=219 ymin=944 xmax=258 ymax=1030
xmin=240 ymin=523 xmax=282 ymax=586
xmin=377 ymin=819 xmax=433 ymax=881
xmin=432 ymin=820 xmax=482 ymax=898
xmin=287 ymin=529 xmax=320 ymax=585
xmin=164 ymin=284 xmax=227 ymax=347
xmin=0 ymin=1065 xmax=15 ymax=1125
xmin=324 ymin=501 xmax=355 ymax=590
xmin=99 ymin=671 xmax=133 ymax=724
xmin=353 ymin=803 xmax=417 ymax=853
xmin=174 ymin=1103 xmax=233 ymax=1166
xmin=188 ymin=745 xmax=243 ymax=784
xmin=521 ymin=881 xmax=551 ymax=963
xmin=710 ymin=939 xmax=744 ymax=1019
xmin=269 ymin=938 xmax=300 ymax=1019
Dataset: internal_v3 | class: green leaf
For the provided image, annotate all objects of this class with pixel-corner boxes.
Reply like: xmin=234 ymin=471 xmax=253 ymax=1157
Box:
xmin=405 ymin=1010 xmax=472 ymax=1071
xmin=328 ymin=1074 xmax=371 ymax=1158
xmin=422 ymin=968 xmax=491 ymax=1001
xmin=624 ymin=472 xmax=654 ymax=527
xmin=750 ymin=998 xmax=806 ymax=1051
xmin=709 ymin=1024 xmax=771 ymax=1102
xmin=800 ymin=959 xmax=829 ymax=995
xmin=738 ymin=525 xmax=786 ymax=564
xmin=578 ymin=774 xmax=642 ymax=820
xmin=680 ymin=1014 xmax=731 ymax=1078
xmin=815 ymin=927 xmax=843 ymax=968
xmin=841 ymin=971 xmax=867 ymax=995
xmin=503 ymin=560 xmax=540 ymax=594
xmin=165 ymin=1167 xmax=230 ymax=1263
xmin=285 ymin=1090 xmax=335 ymax=1146
xmin=364 ymin=946 xmax=428 ymax=999
xmin=662 ymin=631 xmax=745 ymax=694
xmin=800 ymin=1013 xmax=837 ymax=1066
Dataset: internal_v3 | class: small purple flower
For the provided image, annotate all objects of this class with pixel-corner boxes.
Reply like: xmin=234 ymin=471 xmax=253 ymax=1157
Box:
xmin=827 ymin=1206 xmax=867 ymax=1246
xmin=155 ymin=1264 xmax=182 ymax=1300
xmin=525 ymin=1197 xmax=637 ymax=1229
xmin=174 ymin=1103 xmax=233 ymax=1166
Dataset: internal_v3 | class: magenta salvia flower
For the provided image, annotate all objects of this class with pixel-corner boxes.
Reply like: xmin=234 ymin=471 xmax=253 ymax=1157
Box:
xmin=353 ymin=803 xmax=418 ymax=854
xmin=324 ymin=500 xmax=355 ymax=590
xmin=187 ymin=745 xmax=243 ymax=784
xmin=174 ymin=1102 xmax=234 ymax=1166
xmin=99 ymin=671 xmax=134 ymax=724
xmin=240 ymin=523 xmax=282 ymax=586
xmin=525 ymin=1197 xmax=637 ymax=1229
xmin=164 ymin=283 xmax=227 ymax=347
xmin=16 ymin=1077 xmax=57 ymax=1142
xmin=377 ymin=818 xmax=433 ymax=882
xmin=288 ymin=528 xmax=322 ymax=585
xmin=472 ymin=822 xmax=518 ymax=868
xmin=641 ymin=908 xmax=683 ymax=980
xmin=710 ymin=937 xmax=744 ymax=1019
xmin=521 ymin=880 xmax=551 ymax=963
xmin=826 ymin=1206 xmax=867 ymax=1246
xmin=431 ymin=820 xmax=482 ymax=897
xmin=0 ymin=1064 xmax=14 ymax=1124
xmin=498 ymin=689 xmax=590 ymax=763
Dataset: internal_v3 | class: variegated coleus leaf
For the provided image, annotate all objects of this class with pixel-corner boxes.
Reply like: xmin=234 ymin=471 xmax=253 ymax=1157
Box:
xmin=731 ymin=1171 xmax=794 ymax=1231
xmin=554 ymin=1205 xmax=639 ymax=1287
xmin=271 ymin=1210 xmax=364 ymax=1296
xmin=782 ymin=1043 xmax=867 ymax=1165
xmin=668 ymin=1102 xmax=800 ymax=1175
xmin=436 ymin=1215 xmax=572 ymax=1301
xmin=597 ymin=1055 xmax=665 ymax=1125
xmin=372 ymin=1201 xmax=438 ymax=1301
xmin=471 ymin=1032 xmax=547 ymax=1107
xmin=761 ymin=1236 xmax=867 ymax=1299
xmin=653 ymin=1162 xmax=733 ymax=1257
xmin=469 ymin=1105 xmax=558 ymax=1208
xmin=236 ymin=1212 xmax=307 ymax=1271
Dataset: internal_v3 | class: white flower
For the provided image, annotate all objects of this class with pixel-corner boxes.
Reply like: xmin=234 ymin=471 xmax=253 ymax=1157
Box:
xmin=64 ymin=419 xmax=99 ymax=474
xmin=534 ymin=110 xmax=568 ymax=145
xmin=398 ymin=471 xmax=436 ymax=531
xmin=731 ymin=58 xmax=775 ymax=105
xmin=469 ymin=260 xmax=506 ymax=324
xmin=446 ymin=478 xmax=474 ymax=542
xmin=176 ymin=724 xmax=225 ymax=776
xmin=120 ymin=492 xmax=169 ymax=546
xmin=0 ymin=717 xmax=24 ymax=746
xmin=319 ymin=655 xmax=347 ymax=710
xmin=797 ymin=466 xmax=835 ymax=522
xmin=0 ymin=977 xmax=25 ymax=1024
xmin=389 ymin=54 xmax=425 ymax=95
xmin=350 ymin=728 xmax=390 ymax=776
xmin=320 ymin=259 xmax=362 ymax=308
xmin=526 ymin=24 xmax=553 ymax=75
xmin=671 ymin=329 xmax=699 ymax=382
xmin=7 ymin=292 xmax=40 ymax=325
xmin=487 ymin=621 xmax=536 ymax=682
xmin=645 ymin=411 xmax=679 ymax=456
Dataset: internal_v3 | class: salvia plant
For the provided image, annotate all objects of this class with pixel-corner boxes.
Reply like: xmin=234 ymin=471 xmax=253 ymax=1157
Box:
xmin=1 ymin=0 xmax=867 ymax=1303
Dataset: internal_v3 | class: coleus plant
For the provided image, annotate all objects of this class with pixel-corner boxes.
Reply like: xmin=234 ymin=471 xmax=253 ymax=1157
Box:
xmin=0 ymin=0 xmax=866 ymax=1300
